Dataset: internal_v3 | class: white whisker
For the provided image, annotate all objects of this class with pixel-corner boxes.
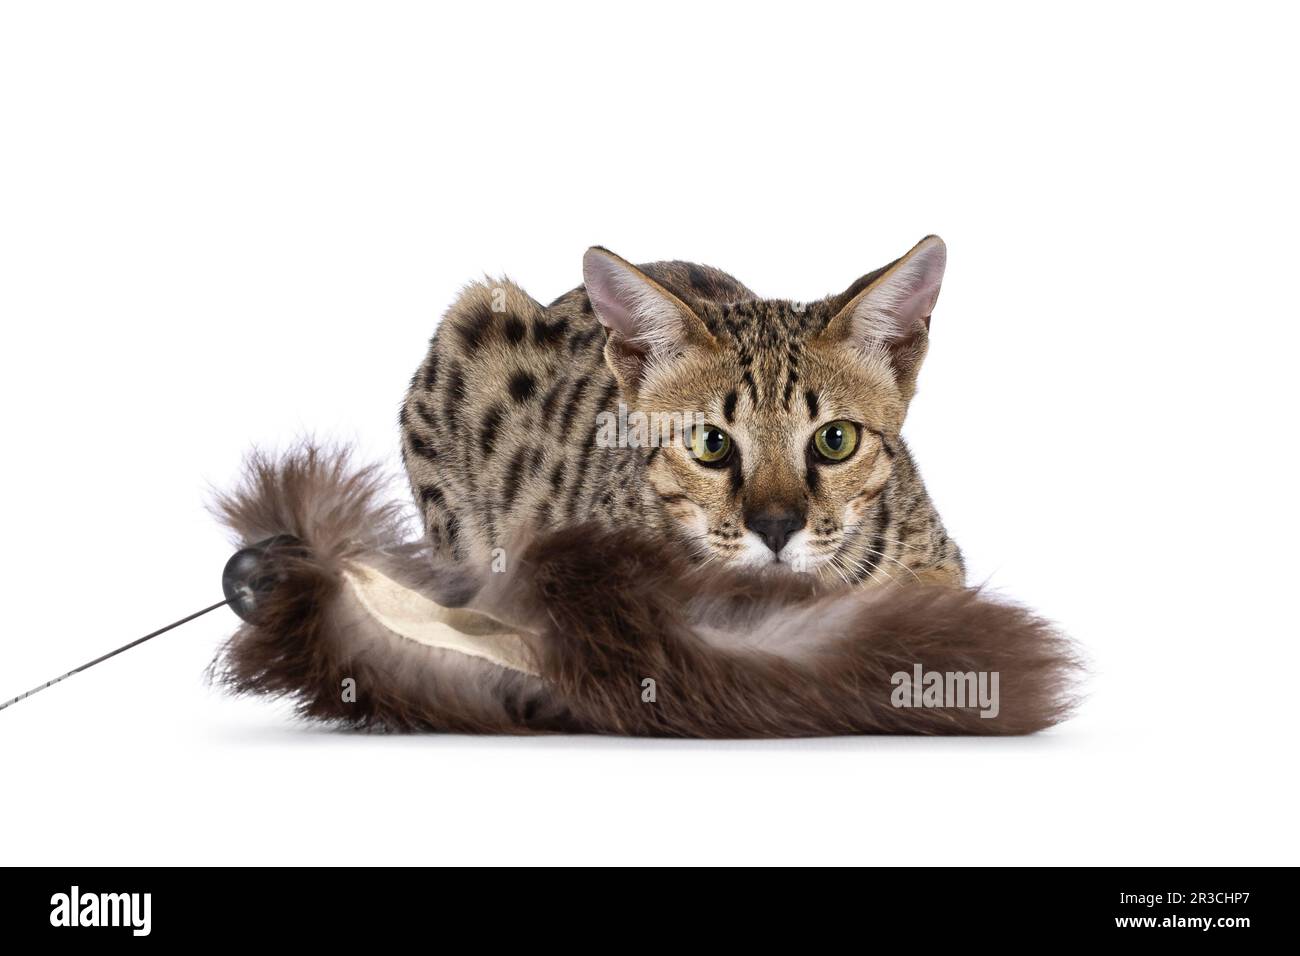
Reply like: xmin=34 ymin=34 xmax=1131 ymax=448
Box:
xmin=870 ymin=533 xmax=932 ymax=556
xmin=834 ymin=549 xmax=899 ymax=587
xmin=859 ymin=545 xmax=922 ymax=584
xmin=826 ymin=553 xmax=856 ymax=587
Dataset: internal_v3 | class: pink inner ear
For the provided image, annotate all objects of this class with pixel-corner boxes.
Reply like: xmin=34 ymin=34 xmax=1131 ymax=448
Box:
xmin=892 ymin=270 xmax=942 ymax=327
xmin=583 ymin=252 xmax=638 ymax=337
xmin=859 ymin=241 xmax=946 ymax=340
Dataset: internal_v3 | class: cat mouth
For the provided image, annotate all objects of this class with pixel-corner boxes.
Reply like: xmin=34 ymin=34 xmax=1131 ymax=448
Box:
xmin=733 ymin=551 xmax=818 ymax=574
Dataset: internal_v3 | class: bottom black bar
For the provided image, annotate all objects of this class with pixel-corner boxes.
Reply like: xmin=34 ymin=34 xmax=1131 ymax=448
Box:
xmin=1 ymin=867 xmax=1287 ymax=943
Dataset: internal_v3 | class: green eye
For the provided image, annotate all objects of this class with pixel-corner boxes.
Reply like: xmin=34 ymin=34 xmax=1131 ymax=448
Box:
xmin=689 ymin=424 xmax=733 ymax=466
xmin=813 ymin=421 xmax=859 ymax=462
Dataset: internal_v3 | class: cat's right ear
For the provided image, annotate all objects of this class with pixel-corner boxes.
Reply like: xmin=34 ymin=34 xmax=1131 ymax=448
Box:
xmin=583 ymin=247 xmax=715 ymax=392
xmin=820 ymin=236 xmax=946 ymax=402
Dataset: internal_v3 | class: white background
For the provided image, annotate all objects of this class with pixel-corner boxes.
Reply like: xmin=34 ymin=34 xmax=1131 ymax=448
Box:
xmin=1 ymin=2 xmax=1296 ymax=866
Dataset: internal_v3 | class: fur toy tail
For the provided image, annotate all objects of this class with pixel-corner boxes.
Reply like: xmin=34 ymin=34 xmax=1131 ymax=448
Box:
xmin=488 ymin=529 xmax=1082 ymax=736
xmin=211 ymin=445 xmax=1082 ymax=735
xmin=209 ymin=445 xmax=567 ymax=732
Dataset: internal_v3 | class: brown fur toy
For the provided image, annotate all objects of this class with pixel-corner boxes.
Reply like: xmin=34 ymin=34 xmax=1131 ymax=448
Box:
xmin=209 ymin=444 xmax=1082 ymax=736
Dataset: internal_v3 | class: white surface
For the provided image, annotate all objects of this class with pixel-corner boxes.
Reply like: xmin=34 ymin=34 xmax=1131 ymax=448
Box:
xmin=1 ymin=2 xmax=1296 ymax=866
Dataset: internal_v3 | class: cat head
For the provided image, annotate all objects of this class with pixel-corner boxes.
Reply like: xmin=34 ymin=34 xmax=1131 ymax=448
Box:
xmin=583 ymin=236 xmax=946 ymax=577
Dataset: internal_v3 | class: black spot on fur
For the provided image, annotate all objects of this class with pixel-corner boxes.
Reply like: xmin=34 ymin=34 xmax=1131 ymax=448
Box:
xmin=533 ymin=316 xmax=569 ymax=347
xmin=503 ymin=316 xmax=526 ymax=344
xmin=456 ymin=302 xmax=495 ymax=352
xmin=595 ymin=378 xmax=619 ymax=413
xmin=408 ymin=432 xmax=438 ymax=460
xmin=414 ymin=400 xmax=439 ymax=431
xmin=508 ymin=371 xmax=536 ymax=403
xmin=568 ymin=326 xmax=601 ymax=354
xmin=443 ymin=363 xmax=465 ymax=427
xmin=480 ymin=404 xmax=504 ymax=456
xmin=805 ymin=389 xmax=820 ymax=420
xmin=805 ymin=462 xmax=821 ymax=496
xmin=501 ymin=448 xmax=528 ymax=506
xmin=722 ymin=389 xmax=738 ymax=424
xmin=864 ymin=499 xmax=891 ymax=581
xmin=729 ymin=458 xmax=744 ymax=496
xmin=558 ymin=375 xmax=591 ymax=439
xmin=566 ymin=439 xmax=597 ymax=520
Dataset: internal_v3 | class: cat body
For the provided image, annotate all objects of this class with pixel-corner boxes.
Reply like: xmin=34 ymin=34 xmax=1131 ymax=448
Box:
xmin=402 ymin=239 xmax=963 ymax=587
xmin=209 ymin=240 xmax=1083 ymax=736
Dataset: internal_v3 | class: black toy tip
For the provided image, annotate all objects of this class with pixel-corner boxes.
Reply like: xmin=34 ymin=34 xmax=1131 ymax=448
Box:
xmin=221 ymin=534 xmax=306 ymax=623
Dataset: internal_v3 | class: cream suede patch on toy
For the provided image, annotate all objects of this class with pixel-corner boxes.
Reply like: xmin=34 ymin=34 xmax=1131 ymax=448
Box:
xmin=344 ymin=564 xmax=539 ymax=676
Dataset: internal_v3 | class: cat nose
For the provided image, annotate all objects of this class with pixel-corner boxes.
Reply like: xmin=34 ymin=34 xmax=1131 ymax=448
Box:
xmin=744 ymin=509 xmax=806 ymax=555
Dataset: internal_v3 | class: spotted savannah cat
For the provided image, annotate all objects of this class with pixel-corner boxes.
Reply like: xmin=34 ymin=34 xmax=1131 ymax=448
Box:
xmin=401 ymin=236 xmax=963 ymax=587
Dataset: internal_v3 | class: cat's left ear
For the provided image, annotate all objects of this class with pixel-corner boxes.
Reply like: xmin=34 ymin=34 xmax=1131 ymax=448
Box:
xmin=820 ymin=235 xmax=946 ymax=400
xmin=583 ymin=246 xmax=716 ymax=393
